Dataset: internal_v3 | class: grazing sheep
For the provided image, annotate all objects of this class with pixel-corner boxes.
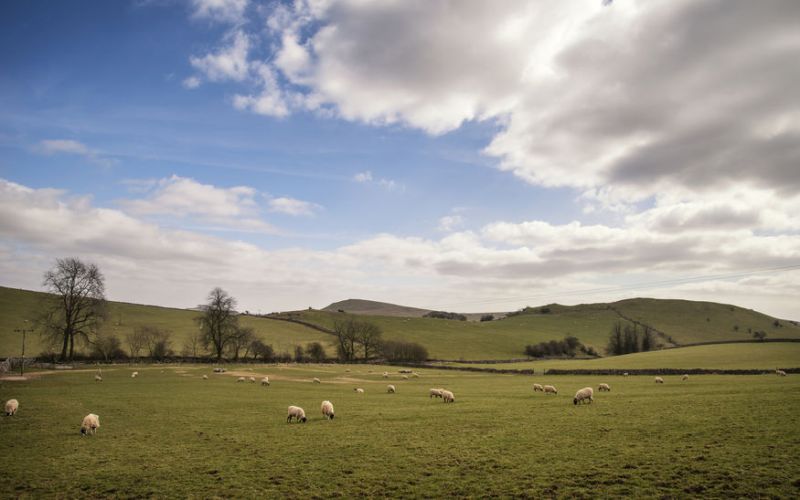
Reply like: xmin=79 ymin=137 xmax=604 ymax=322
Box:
xmin=261 ymin=377 xmax=270 ymax=386
xmin=441 ymin=390 xmax=455 ymax=403
xmin=532 ymin=384 xmax=544 ymax=392
xmin=574 ymin=387 xmax=594 ymax=405
xmin=213 ymin=367 xmax=226 ymax=373
xmin=623 ymin=372 xmax=629 ymax=377
xmin=598 ymin=383 xmax=611 ymax=392
xmin=80 ymin=413 xmax=100 ymax=436
xmin=412 ymin=373 xmax=420 ymax=378
xmin=429 ymin=388 xmax=443 ymax=398
xmin=249 ymin=377 xmax=256 ymax=383
xmin=776 ymin=370 xmax=787 ymax=377
xmin=682 ymin=374 xmax=689 ymax=381
xmin=345 ymin=369 xmax=351 ymax=373
xmin=95 ymin=374 xmax=102 ymax=382
xmin=354 ymin=388 xmax=364 ymax=394
xmin=202 ymin=375 xmax=209 ymax=380
xmin=313 ymin=377 xmax=321 ymax=384
xmin=237 ymin=377 xmax=245 ymax=383
xmin=382 ymin=372 xmax=389 ymax=378
xmin=655 ymin=377 xmax=664 ymax=384
xmin=287 ymin=406 xmax=307 ymax=423
xmin=321 ymin=400 xmax=335 ymax=420
xmin=131 ymin=371 xmax=139 ymax=378
xmin=544 ymin=385 xmax=558 ymax=395
xmin=387 ymin=384 xmax=396 ymax=393
xmin=402 ymin=375 xmax=409 ymax=380
xmin=5 ymin=399 xmax=19 ymax=416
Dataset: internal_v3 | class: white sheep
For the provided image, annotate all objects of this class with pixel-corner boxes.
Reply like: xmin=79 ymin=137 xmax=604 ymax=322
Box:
xmin=382 ymin=372 xmax=389 ymax=378
xmin=261 ymin=377 xmax=270 ymax=386
xmin=313 ymin=377 xmax=321 ymax=384
xmin=574 ymin=387 xmax=594 ymax=405
xmin=287 ymin=406 xmax=307 ymax=423
xmin=131 ymin=371 xmax=139 ymax=378
xmin=5 ymin=399 xmax=19 ymax=416
xmin=345 ymin=369 xmax=351 ymax=373
xmin=80 ymin=413 xmax=100 ymax=436
xmin=412 ymin=373 xmax=420 ymax=378
xmin=776 ymin=370 xmax=787 ymax=377
xmin=202 ymin=375 xmax=209 ymax=380
xmin=682 ymin=374 xmax=689 ymax=381
xmin=544 ymin=385 xmax=558 ymax=395
xmin=249 ymin=377 xmax=256 ymax=383
xmin=237 ymin=377 xmax=245 ymax=383
xmin=441 ymin=390 xmax=455 ymax=403
xmin=623 ymin=372 xmax=629 ymax=377
xmin=532 ymin=383 xmax=544 ymax=392
xmin=354 ymin=388 xmax=365 ymax=394
xmin=598 ymin=383 xmax=610 ymax=392
xmin=402 ymin=375 xmax=409 ymax=380
xmin=387 ymin=384 xmax=396 ymax=393
xmin=429 ymin=388 xmax=443 ymax=398
xmin=95 ymin=374 xmax=102 ymax=382
xmin=321 ymin=400 xmax=335 ymax=420
xmin=655 ymin=376 xmax=664 ymax=384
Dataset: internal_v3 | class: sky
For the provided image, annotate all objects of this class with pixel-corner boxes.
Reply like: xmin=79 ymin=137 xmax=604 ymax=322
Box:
xmin=1 ymin=0 xmax=799 ymax=319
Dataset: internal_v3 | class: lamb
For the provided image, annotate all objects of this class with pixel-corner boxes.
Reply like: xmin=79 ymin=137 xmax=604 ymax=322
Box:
xmin=287 ymin=406 xmax=307 ymax=423
xmin=202 ymin=375 xmax=209 ymax=380
xmin=261 ymin=377 xmax=270 ymax=386
xmin=441 ymin=390 xmax=455 ymax=403
xmin=574 ymin=387 xmax=594 ymax=405
xmin=682 ymin=374 xmax=689 ymax=381
xmin=5 ymin=399 xmax=18 ymax=416
xmin=402 ymin=375 xmax=409 ymax=380
xmin=532 ymin=384 xmax=544 ymax=392
xmin=313 ymin=377 xmax=321 ymax=384
xmin=543 ymin=385 xmax=558 ymax=395
xmin=429 ymin=388 xmax=443 ymax=398
xmin=598 ymin=383 xmax=611 ymax=392
xmin=321 ymin=400 xmax=335 ymax=420
xmin=237 ymin=377 xmax=245 ymax=382
xmin=655 ymin=376 xmax=664 ymax=384
xmin=382 ymin=372 xmax=389 ymax=378
xmin=131 ymin=371 xmax=139 ymax=378
xmin=80 ymin=413 xmax=100 ymax=436
xmin=354 ymin=388 xmax=365 ymax=394
xmin=776 ymin=370 xmax=787 ymax=377
xmin=387 ymin=384 xmax=396 ymax=393
xmin=249 ymin=377 xmax=256 ymax=383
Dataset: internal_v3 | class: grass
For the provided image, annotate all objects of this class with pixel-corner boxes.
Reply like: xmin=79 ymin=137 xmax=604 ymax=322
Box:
xmin=1 ymin=365 xmax=799 ymax=497
xmin=438 ymin=342 xmax=800 ymax=371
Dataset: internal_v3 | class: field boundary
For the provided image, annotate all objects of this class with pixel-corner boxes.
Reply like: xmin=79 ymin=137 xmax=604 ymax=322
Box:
xmin=544 ymin=367 xmax=800 ymax=375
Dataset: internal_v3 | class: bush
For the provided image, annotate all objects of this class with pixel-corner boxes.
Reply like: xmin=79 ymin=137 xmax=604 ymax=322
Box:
xmin=381 ymin=340 xmax=429 ymax=362
xmin=423 ymin=311 xmax=467 ymax=321
xmin=524 ymin=336 xmax=593 ymax=358
xmin=480 ymin=314 xmax=494 ymax=322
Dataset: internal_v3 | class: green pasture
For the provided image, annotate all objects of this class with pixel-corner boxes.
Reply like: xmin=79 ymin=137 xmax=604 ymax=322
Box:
xmin=1 ymin=365 xmax=798 ymax=497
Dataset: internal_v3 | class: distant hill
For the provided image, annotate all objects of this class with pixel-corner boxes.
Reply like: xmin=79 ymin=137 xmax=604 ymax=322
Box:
xmin=323 ymin=299 xmax=432 ymax=317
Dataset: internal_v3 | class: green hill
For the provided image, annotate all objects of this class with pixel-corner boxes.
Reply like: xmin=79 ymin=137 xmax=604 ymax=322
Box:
xmin=0 ymin=286 xmax=336 ymax=358
xmin=322 ymin=298 xmax=431 ymax=317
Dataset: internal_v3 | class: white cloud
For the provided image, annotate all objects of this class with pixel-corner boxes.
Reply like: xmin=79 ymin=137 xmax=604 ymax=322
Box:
xmin=190 ymin=30 xmax=251 ymax=82
xmin=353 ymin=171 xmax=372 ymax=183
xmin=190 ymin=0 xmax=249 ymax=24
xmin=437 ymin=215 xmax=464 ymax=232
xmin=38 ymin=139 xmax=116 ymax=167
xmin=182 ymin=76 xmax=202 ymax=89
xmin=268 ymin=197 xmax=320 ymax=216
xmin=352 ymin=170 xmax=403 ymax=191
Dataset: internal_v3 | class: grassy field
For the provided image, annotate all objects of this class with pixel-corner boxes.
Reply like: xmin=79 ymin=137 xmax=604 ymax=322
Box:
xmin=0 ymin=286 xmax=337 ymax=358
xmin=1 ymin=365 xmax=798 ymax=497
xmin=438 ymin=342 xmax=800 ymax=372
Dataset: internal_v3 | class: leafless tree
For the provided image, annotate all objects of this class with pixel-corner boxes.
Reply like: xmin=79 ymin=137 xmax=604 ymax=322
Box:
xmin=196 ymin=287 xmax=239 ymax=361
xmin=228 ymin=326 xmax=255 ymax=360
xmin=40 ymin=257 xmax=106 ymax=361
xmin=125 ymin=329 xmax=146 ymax=359
xmin=181 ymin=330 xmax=205 ymax=358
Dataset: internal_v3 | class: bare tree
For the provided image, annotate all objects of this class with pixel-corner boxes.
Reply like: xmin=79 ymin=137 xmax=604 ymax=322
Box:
xmin=356 ymin=322 xmax=382 ymax=361
xmin=125 ymin=329 xmax=146 ymax=359
xmin=181 ymin=330 xmax=205 ymax=358
xmin=137 ymin=325 xmax=172 ymax=360
xmin=196 ymin=287 xmax=239 ymax=361
xmin=40 ymin=257 xmax=106 ymax=361
xmin=333 ymin=317 xmax=359 ymax=362
xmin=228 ymin=326 xmax=255 ymax=360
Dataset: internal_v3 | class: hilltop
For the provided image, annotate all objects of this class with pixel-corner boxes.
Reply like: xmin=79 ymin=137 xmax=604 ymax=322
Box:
xmin=322 ymin=298 xmax=431 ymax=317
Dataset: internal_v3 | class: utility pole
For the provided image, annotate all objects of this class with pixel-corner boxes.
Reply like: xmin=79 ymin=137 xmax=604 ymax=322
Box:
xmin=13 ymin=320 xmax=33 ymax=376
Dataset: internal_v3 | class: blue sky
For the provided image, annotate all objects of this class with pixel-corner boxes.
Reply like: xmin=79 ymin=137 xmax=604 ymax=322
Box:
xmin=1 ymin=0 xmax=798 ymax=318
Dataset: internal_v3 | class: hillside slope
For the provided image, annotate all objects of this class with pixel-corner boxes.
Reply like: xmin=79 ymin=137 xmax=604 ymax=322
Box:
xmin=322 ymin=299 xmax=431 ymax=317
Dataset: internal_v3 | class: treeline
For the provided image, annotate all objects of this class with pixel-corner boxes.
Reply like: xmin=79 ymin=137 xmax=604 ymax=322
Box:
xmin=607 ymin=321 xmax=657 ymax=355
xmin=423 ymin=311 xmax=467 ymax=321
xmin=524 ymin=336 xmax=598 ymax=358
xmin=507 ymin=305 xmax=553 ymax=317
xmin=333 ymin=317 xmax=428 ymax=362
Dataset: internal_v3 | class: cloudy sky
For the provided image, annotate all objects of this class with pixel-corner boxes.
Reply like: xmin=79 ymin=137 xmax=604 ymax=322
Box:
xmin=1 ymin=0 xmax=799 ymax=318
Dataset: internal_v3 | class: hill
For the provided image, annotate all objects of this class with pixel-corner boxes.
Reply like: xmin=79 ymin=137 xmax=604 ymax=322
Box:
xmin=322 ymin=298 xmax=431 ymax=317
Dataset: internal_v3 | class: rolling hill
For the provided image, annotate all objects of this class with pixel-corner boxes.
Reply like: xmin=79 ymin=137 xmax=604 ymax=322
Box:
xmin=322 ymin=298 xmax=431 ymax=317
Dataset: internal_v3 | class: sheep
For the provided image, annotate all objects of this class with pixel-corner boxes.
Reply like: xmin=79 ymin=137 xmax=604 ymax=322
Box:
xmin=412 ymin=373 xmax=420 ymax=378
xmin=345 ymin=369 xmax=351 ymax=373
xmin=382 ymin=372 xmax=389 ymax=378
xmin=429 ymin=388 xmax=443 ymax=398
xmin=776 ymin=370 xmax=787 ymax=377
xmin=202 ymin=375 xmax=209 ymax=380
xmin=655 ymin=376 xmax=664 ymax=384
xmin=532 ymin=383 xmax=544 ymax=392
xmin=131 ymin=371 xmax=139 ymax=378
xmin=321 ymin=400 xmax=335 ymax=420
xmin=354 ymin=388 xmax=364 ymax=394
xmin=261 ymin=377 xmax=270 ymax=386
xmin=441 ymin=390 xmax=455 ymax=403
xmin=387 ymin=384 xmax=396 ymax=393
xmin=682 ymin=374 xmax=689 ymax=381
xmin=237 ymin=377 xmax=245 ymax=383
xmin=249 ymin=377 xmax=256 ymax=383
xmin=402 ymin=375 xmax=409 ymax=380
xmin=80 ymin=413 xmax=100 ymax=436
xmin=623 ymin=372 xmax=629 ymax=377
xmin=95 ymin=374 xmax=102 ymax=382
xmin=543 ymin=385 xmax=558 ymax=395
xmin=5 ymin=399 xmax=18 ymax=416
xmin=574 ymin=387 xmax=594 ymax=405
xmin=598 ymin=383 xmax=611 ymax=392
xmin=213 ymin=367 xmax=226 ymax=373
xmin=313 ymin=377 xmax=321 ymax=384
xmin=287 ymin=406 xmax=307 ymax=423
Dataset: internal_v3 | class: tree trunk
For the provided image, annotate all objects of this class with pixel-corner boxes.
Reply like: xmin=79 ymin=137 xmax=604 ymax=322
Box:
xmin=68 ymin=334 xmax=75 ymax=361
xmin=60 ymin=330 xmax=69 ymax=361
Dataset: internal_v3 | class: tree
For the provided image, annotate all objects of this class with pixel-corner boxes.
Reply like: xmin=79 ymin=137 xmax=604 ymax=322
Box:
xmin=89 ymin=331 xmax=125 ymax=362
xmin=196 ymin=287 xmax=239 ymax=361
xmin=40 ymin=257 xmax=106 ymax=361
xmin=753 ymin=330 xmax=767 ymax=341
xmin=306 ymin=342 xmax=326 ymax=362
xmin=356 ymin=322 xmax=382 ymax=361
xmin=125 ymin=329 xmax=146 ymax=359
xmin=137 ymin=326 xmax=172 ymax=360
xmin=294 ymin=345 xmax=306 ymax=362
xmin=381 ymin=340 xmax=429 ymax=362
xmin=607 ymin=322 xmax=624 ymax=356
xmin=181 ymin=330 xmax=205 ymax=358
xmin=228 ymin=326 xmax=255 ymax=361
xmin=480 ymin=314 xmax=494 ymax=322
xmin=641 ymin=326 xmax=655 ymax=352
xmin=249 ymin=339 xmax=274 ymax=361
xmin=333 ymin=318 xmax=359 ymax=362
